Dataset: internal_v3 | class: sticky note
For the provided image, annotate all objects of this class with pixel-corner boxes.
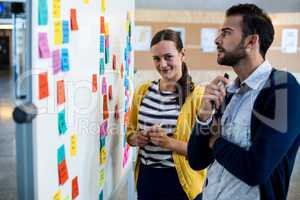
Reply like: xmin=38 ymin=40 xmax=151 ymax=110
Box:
xmin=100 ymin=137 xmax=106 ymax=148
xmin=99 ymin=120 xmax=108 ymax=137
xmin=124 ymin=111 xmax=129 ymax=124
xmin=53 ymin=0 xmax=61 ymax=19
xmin=38 ymin=72 xmax=49 ymax=100
xmin=104 ymin=23 xmax=109 ymax=36
xmin=57 ymin=144 xmax=65 ymax=165
xmin=99 ymin=58 xmax=105 ymax=75
xmin=99 ymin=191 xmax=103 ymax=200
xmin=58 ymin=159 xmax=69 ymax=185
xmin=108 ymin=85 xmax=112 ymax=100
xmin=100 ymin=16 xmax=105 ymax=33
xmin=53 ymin=49 xmax=61 ymax=74
xmin=70 ymin=135 xmax=77 ymax=156
xmin=72 ymin=176 xmax=79 ymax=199
xmin=61 ymin=48 xmax=69 ymax=72
xmin=92 ymin=74 xmax=97 ymax=92
xmin=100 ymin=35 xmax=105 ymax=53
xmin=38 ymin=32 xmax=51 ymax=58
xmin=53 ymin=190 xmax=61 ymax=200
xmin=83 ymin=0 xmax=90 ymax=4
xmin=57 ymin=80 xmax=65 ymax=105
xmin=112 ymin=54 xmax=116 ymax=70
xmin=38 ymin=0 xmax=48 ymax=25
xmin=103 ymin=95 xmax=109 ymax=120
xmin=101 ymin=0 xmax=106 ymax=13
xmin=99 ymin=169 xmax=105 ymax=186
xmin=105 ymin=48 xmax=109 ymax=64
xmin=58 ymin=109 xmax=67 ymax=135
xmin=100 ymin=148 xmax=107 ymax=164
xmin=70 ymin=9 xmax=79 ymax=31
xmin=114 ymin=104 xmax=119 ymax=120
xmin=101 ymin=77 xmax=107 ymax=95
xmin=62 ymin=20 xmax=69 ymax=44
xmin=120 ymin=64 xmax=124 ymax=78
xmin=54 ymin=21 xmax=63 ymax=45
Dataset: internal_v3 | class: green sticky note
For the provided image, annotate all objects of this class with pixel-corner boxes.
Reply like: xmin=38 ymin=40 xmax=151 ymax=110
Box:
xmin=100 ymin=58 xmax=105 ymax=75
xmin=38 ymin=0 xmax=48 ymax=25
xmin=58 ymin=109 xmax=67 ymax=135
xmin=57 ymin=145 xmax=65 ymax=165
xmin=105 ymin=48 xmax=109 ymax=64
xmin=99 ymin=190 xmax=103 ymax=200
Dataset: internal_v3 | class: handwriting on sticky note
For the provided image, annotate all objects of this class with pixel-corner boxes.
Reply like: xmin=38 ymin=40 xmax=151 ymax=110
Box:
xmin=53 ymin=49 xmax=61 ymax=74
xmin=54 ymin=21 xmax=63 ymax=45
xmin=53 ymin=0 xmax=61 ymax=19
xmin=100 ymin=148 xmax=107 ymax=165
xmin=53 ymin=190 xmax=61 ymax=200
xmin=61 ymin=48 xmax=69 ymax=72
xmin=38 ymin=32 xmax=51 ymax=58
xmin=92 ymin=74 xmax=97 ymax=92
xmin=58 ymin=109 xmax=67 ymax=135
xmin=57 ymin=80 xmax=65 ymax=105
xmin=70 ymin=135 xmax=77 ymax=156
xmin=62 ymin=20 xmax=69 ymax=44
xmin=99 ymin=169 xmax=105 ymax=186
xmin=38 ymin=0 xmax=48 ymax=25
xmin=38 ymin=72 xmax=49 ymax=100
xmin=72 ymin=176 xmax=79 ymax=199
xmin=70 ymin=9 xmax=79 ymax=31
xmin=58 ymin=159 xmax=69 ymax=185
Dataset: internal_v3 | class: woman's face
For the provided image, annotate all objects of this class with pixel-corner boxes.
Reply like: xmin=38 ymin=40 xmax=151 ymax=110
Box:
xmin=151 ymin=40 xmax=185 ymax=82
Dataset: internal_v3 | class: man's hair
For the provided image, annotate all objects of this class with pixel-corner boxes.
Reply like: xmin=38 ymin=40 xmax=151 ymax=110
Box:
xmin=226 ymin=4 xmax=274 ymax=58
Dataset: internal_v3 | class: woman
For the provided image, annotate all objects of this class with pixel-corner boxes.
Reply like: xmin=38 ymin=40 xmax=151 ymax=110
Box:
xmin=126 ymin=29 xmax=206 ymax=200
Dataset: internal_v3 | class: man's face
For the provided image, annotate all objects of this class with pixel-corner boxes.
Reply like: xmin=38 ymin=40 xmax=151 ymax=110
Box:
xmin=215 ymin=15 xmax=247 ymax=66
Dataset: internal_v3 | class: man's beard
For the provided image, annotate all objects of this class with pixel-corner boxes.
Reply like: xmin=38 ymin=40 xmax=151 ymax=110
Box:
xmin=217 ymin=42 xmax=247 ymax=66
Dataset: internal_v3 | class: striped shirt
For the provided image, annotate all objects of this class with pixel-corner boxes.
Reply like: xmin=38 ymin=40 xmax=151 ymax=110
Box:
xmin=138 ymin=81 xmax=180 ymax=168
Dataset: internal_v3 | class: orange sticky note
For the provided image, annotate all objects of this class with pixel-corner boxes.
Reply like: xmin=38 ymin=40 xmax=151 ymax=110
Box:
xmin=57 ymin=80 xmax=65 ymax=105
xmin=58 ymin=159 xmax=69 ymax=185
xmin=39 ymin=72 xmax=49 ymax=100
xmin=100 ymin=16 xmax=105 ymax=34
xmin=103 ymin=95 xmax=109 ymax=120
xmin=124 ymin=110 xmax=129 ymax=124
xmin=114 ymin=104 xmax=119 ymax=120
xmin=120 ymin=64 xmax=124 ymax=78
xmin=72 ymin=176 xmax=79 ymax=199
xmin=108 ymin=85 xmax=112 ymax=100
xmin=70 ymin=9 xmax=78 ymax=31
xmin=92 ymin=74 xmax=97 ymax=92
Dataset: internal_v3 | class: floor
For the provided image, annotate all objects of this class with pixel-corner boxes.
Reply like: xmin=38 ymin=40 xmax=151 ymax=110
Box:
xmin=0 ymin=70 xmax=299 ymax=200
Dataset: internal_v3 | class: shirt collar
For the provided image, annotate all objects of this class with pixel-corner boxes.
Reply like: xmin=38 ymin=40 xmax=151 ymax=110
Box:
xmin=227 ymin=60 xmax=273 ymax=94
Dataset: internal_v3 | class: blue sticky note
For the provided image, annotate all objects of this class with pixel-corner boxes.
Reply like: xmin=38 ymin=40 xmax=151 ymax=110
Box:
xmin=99 ymin=58 xmax=105 ymax=75
xmin=61 ymin=48 xmax=69 ymax=72
xmin=58 ymin=109 xmax=67 ymax=135
xmin=57 ymin=145 xmax=65 ymax=165
xmin=100 ymin=137 xmax=106 ymax=149
xmin=38 ymin=0 xmax=48 ymax=25
xmin=62 ymin=21 xmax=69 ymax=44
xmin=100 ymin=35 xmax=105 ymax=53
xmin=99 ymin=191 xmax=103 ymax=200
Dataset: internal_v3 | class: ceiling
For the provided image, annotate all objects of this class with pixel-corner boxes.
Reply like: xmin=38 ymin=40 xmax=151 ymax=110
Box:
xmin=136 ymin=0 xmax=300 ymax=12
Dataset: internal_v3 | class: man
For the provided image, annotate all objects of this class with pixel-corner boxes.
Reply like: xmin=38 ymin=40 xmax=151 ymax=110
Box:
xmin=188 ymin=3 xmax=300 ymax=200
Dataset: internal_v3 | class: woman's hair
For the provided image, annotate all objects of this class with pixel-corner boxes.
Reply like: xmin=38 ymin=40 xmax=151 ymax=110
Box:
xmin=150 ymin=29 xmax=195 ymax=106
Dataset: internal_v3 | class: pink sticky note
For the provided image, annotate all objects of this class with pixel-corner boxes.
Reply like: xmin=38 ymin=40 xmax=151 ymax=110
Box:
xmin=38 ymin=32 xmax=51 ymax=58
xmin=53 ymin=49 xmax=61 ymax=74
xmin=99 ymin=120 xmax=108 ymax=137
xmin=101 ymin=77 xmax=107 ymax=95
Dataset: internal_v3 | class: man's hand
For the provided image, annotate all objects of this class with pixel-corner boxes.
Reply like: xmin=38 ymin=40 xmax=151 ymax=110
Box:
xmin=198 ymin=75 xmax=229 ymax=121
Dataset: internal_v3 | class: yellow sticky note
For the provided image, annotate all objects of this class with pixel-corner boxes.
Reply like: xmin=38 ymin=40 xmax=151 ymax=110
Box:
xmin=54 ymin=21 xmax=63 ymax=45
xmin=53 ymin=190 xmax=61 ymax=200
xmin=83 ymin=0 xmax=90 ymax=4
xmin=100 ymin=148 xmax=107 ymax=164
xmin=99 ymin=169 xmax=105 ymax=186
xmin=104 ymin=23 xmax=109 ymax=36
xmin=101 ymin=0 xmax=106 ymax=13
xmin=70 ymin=135 xmax=77 ymax=156
xmin=53 ymin=0 xmax=61 ymax=19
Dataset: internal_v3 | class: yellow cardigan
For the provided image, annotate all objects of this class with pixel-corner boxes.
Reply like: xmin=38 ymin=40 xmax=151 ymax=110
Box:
xmin=126 ymin=81 xmax=207 ymax=200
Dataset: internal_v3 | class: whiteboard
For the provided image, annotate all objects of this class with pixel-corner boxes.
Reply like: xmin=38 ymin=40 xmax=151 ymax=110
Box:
xmin=30 ymin=0 xmax=134 ymax=199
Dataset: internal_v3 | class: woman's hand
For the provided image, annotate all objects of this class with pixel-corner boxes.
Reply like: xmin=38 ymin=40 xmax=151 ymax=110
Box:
xmin=147 ymin=125 xmax=172 ymax=149
xmin=127 ymin=130 xmax=150 ymax=147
